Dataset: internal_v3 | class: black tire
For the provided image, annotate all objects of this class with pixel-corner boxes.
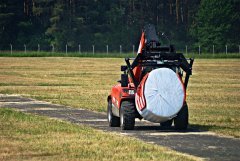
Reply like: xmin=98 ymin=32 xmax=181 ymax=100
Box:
xmin=107 ymin=100 xmax=120 ymax=127
xmin=174 ymin=102 xmax=189 ymax=130
xmin=160 ymin=119 xmax=173 ymax=127
xmin=120 ymin=100 xmax=136 ymax=130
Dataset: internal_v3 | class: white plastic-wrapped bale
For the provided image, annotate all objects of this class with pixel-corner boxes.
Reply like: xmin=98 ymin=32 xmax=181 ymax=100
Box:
xmin=135 ymin=68 xmax=185 ymax=123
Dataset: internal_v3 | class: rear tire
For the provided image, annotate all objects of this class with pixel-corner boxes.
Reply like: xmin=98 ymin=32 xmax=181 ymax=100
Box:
xmin=120 ymin=100 xmax=136 ymax=130
xmin=160 ymin=119 xmax=173 ymax=127
xmin=107 ymin=100 xmax=120 ymax=127
xmin=174 ymin=102 xmax=189 ymax=130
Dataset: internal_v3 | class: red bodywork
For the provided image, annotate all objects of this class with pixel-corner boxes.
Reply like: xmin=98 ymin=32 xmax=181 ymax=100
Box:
xmin=110 ymin=83 xmax=135 ymax=109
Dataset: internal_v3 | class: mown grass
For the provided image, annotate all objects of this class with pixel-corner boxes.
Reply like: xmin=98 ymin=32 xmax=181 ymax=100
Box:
xmin=0 ymin=57 xmax=239 ymax=137
xmin=0 ymin=108 xmax=196 ymax=161
xmin=185 ymin=53 xmax=240 ymax=59
xmin=0 ymin=51 xmax=135 ymax=58
xmin=0 ymin=51 xmax=239 ymax=59
xmin=187 ymin=59 xmax=240 ymax=137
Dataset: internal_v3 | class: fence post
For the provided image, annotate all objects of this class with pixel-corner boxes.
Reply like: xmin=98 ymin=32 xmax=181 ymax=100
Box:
xmin=78 ymin=44 xmax=81 ymax=54
xmin=10 ymin=44 xmax=12 ymax=55
xmin=133 ymin=45 xmax=135 ymax=55
xmin=24 ymin=44 xmax=26 ymax=53
xmin=106 ymin=45 xmax=108 ymax=55
xmin=51 ymin=44 xmax=54 ymax=53
xmin=65 ymin=44 xmax=68 ymax=55
xmin=92 ymin=45 xmax=95 ymax=55
xmin=225 ymin=45 xmax=227 ymax=54
xmin=120 ymin=45 xmax=122 ymax=54
xmin=38 ymin=44 xmax=40 ymax=52
xmin=185 ymin=45 xmax=188 ymax=55
xmin=198 ymin=45 xmax=201 ymax=55
xmin=213 ymin=45 xmax=215 ymax=55
xmin=239 ymin=45 xmax=240 ymax=54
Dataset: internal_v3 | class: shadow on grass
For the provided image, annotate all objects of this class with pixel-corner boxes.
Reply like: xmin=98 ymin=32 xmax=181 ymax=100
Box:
xmin=132 ymin=123 xmax=236 ymax=133
xmin=190 ymin=123 xmax=237 ymax=131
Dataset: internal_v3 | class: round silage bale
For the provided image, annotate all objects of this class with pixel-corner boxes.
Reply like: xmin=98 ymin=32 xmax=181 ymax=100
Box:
xmin=135 ymin=68 xmax=185 ymax=123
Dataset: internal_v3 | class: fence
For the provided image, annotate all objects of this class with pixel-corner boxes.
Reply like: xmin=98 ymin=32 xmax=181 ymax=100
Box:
xmin=2 ymin=44 xmax=240 ymax=56
xmin=178 ymin=45 xmax=240 ymax=55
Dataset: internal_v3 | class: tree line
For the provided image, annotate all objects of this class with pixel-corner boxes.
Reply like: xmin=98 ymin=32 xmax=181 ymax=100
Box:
xmin=0 ymin=0 xmax=239 ymax=52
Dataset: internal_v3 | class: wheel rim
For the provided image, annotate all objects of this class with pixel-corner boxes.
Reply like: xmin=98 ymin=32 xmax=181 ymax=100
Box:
xmin=120 ymin=111 xmax=123 ymax=126
xmin=108 ymin=105 xmax=112 ymax=122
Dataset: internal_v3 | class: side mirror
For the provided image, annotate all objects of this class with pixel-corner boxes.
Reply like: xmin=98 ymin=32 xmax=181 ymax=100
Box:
xmin=121 ymin=65 xmax=127 ymax=72
xmin=121 ymin=74 xmax=128 ymax=87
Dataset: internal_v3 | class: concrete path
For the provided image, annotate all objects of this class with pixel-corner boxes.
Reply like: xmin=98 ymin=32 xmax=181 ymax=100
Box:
xmin=0 ymin=94 xmax=239 ymax=161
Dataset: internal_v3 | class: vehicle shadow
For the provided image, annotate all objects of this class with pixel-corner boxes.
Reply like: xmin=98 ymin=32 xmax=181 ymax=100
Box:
xmin=189 ymin=124 xmax=235 ymax=131
xmin=132 ymin=124 xmax=208 ymax=133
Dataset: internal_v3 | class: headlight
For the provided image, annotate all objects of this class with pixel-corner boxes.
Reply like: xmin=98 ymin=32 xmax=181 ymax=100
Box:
xmin=122 ymin=89 xmax=135 ymax=95
xmin=128 ymin=90 xmax=135 ymax=95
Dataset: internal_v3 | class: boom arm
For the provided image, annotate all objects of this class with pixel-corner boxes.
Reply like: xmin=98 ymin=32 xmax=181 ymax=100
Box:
xmin=122 ymin=24 xmax=194 ymax=90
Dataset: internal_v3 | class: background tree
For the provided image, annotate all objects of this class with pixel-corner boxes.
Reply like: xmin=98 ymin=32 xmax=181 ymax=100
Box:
xmin=0 ymin=0 xmax=239 ymax=52
xmin=0 ymin=0 xmax=24 ymax=49
xmin=190 ymin=0 xmax=240 ymax=52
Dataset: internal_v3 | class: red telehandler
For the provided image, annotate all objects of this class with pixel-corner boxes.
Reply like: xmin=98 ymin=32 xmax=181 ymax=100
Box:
xmin=107 ymin=24 xmax=194 ymax=130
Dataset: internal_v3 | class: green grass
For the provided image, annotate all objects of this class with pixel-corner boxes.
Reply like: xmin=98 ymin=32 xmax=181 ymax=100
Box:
xmin=0 ymin=108 xmax=197 ymax=161
xmin=187 ymin=59 xmax=240 ymax=137
xmin=184 ymin=53 xmax=240 ymax=59
xmin=0 ymin=51 xmax=239 ymax=58
xmin=0 ymin=51 xmax=135 ymax=58
xmin=0 ymin=57 xmax=239 ymax=137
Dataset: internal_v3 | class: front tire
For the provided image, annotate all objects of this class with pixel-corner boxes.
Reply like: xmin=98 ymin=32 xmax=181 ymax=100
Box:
xmin=174 ymin=102 xmax=189 ymax=130
xmin=107 ymin=100 xmax=120 ymax=127
xmin=120 ymin=100 xmax=136 ymax=130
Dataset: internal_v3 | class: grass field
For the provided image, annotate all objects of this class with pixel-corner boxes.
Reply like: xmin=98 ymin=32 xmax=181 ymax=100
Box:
xmin=0 ymin=51 xmax=240 ymax=59
xmin=0 ymin=57 xmax=239 ymax=138
xmin=0 ymin=108 xmax=196 ymax=161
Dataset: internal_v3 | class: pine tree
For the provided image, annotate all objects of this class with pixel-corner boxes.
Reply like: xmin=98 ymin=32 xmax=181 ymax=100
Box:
xmin=0 ymin=0 xmax=23 ymax=49
xmin=190 ymin=0 xmax=239 ymax=51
